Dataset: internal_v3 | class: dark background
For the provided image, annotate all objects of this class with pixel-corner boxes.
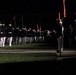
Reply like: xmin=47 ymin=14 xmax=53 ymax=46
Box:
xmin=0 ymin=0 xmax=75 ymax=29
xmin=0 ymin=0 xmax=76 ymax=72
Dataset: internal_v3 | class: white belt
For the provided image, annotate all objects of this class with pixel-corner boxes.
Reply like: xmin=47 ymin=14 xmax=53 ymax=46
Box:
xmin=9 ymin=32 xmax=12 ymax=33
xmin=1 ymin=32 xmax=3 ymax=34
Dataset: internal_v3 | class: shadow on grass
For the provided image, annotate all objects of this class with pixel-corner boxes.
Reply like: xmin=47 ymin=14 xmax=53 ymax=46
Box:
xmin=57 ymin=58 xmax=76 ymax=73
xmin=0 ymin=60 xmax=56 ymax=70
xmin=2 ymin=42 xmax=57 ymax=49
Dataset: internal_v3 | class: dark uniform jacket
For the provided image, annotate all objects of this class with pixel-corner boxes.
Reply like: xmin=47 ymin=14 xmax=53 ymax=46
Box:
xmin=6 ymin=26 xmax=13 ymax=37
xmin=56 ymin=24 xmax=64 ymax=38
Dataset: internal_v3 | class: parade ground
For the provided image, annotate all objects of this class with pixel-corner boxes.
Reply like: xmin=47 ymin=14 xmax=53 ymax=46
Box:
xmin=0 ymin=48 xmax=56 ymax=72
xmin=0 ymin=48 xmax=76 ymax=72
xmin=0 ymin=49 xmax=55 ymax=53
xmin=0 ymin=47 xmax=76 ymax=57
xmin=0 ymin=43 xmax=76 ymax=72
xmin=0 ymin=48 xmax=76 ymax=60
xmin=57 ymin=49 xmax=76 ymax=60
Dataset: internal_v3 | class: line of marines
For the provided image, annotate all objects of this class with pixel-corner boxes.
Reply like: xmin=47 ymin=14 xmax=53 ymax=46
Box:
xmin=0 ymin=20 xmax=76 ymax=53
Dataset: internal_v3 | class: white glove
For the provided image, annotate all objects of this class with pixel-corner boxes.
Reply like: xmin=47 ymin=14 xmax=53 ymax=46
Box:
xmin=75 ymin=36 xmax=76 ymax=40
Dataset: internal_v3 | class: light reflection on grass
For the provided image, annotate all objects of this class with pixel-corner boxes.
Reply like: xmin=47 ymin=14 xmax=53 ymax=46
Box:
xmin=0 ymin=53 xmax=56 ymax=64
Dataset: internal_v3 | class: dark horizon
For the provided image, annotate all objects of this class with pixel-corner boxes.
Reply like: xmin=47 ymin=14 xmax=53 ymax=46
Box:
xmin=0 ymin=0 xmax=75 ymax=29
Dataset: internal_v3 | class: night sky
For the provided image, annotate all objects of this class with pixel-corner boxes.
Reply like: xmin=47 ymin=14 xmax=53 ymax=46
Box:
xmin=0 ymin=0 xmax=76 ymax=29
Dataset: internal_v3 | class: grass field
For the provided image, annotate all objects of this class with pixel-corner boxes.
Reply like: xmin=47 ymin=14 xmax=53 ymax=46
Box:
xmin=2 ymin=43 xmax=52 ymax=49
xmin=0 ymin=53 xmax=56 ymax=64
xmin=0 ymin=43 xmax=56 ymax=64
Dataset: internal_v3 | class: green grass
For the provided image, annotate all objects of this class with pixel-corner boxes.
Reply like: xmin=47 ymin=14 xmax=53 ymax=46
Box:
xmin=2 ymin=43 xmax=52 ymax=49
xmin=0 ymin=53 xmax=56 ymax=64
